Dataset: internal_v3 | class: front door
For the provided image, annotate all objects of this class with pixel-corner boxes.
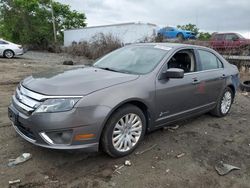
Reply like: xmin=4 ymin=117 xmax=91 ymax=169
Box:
xmin=155 ymin=49 xmax=201 ymax=126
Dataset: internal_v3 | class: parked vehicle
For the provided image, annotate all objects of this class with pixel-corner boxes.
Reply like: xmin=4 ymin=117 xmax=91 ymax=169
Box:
xmin=0 ymin=39 xmax=24 ymax=58
xmin=210 ymin=33 xmax=250 ymax=55
xmin=157 ymin=27 xmax=196 ymax=40
xmin=8 ymin=43 xmax=239 ymax=157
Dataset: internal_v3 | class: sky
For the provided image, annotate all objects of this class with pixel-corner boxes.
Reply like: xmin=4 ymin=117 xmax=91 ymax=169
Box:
xmin=57 ymin=0 xmax=250 ymax=38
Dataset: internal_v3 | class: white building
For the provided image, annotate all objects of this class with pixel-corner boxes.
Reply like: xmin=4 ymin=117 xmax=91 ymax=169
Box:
xmin=64 ymin=22 xmax=158 ymax=46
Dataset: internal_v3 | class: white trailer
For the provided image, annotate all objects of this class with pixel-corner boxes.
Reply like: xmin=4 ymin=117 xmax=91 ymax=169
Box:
xmin=64 ymin=22 xmax=157 ymax=46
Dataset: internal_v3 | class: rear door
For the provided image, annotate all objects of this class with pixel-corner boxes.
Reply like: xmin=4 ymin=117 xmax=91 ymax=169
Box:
xmin=192 ymin=49 xmax=226 ymax=107
xmin=0 ymin=40 xmax=9 ymax=56
xmin=212 ymin=34 xmax=225 ymax=49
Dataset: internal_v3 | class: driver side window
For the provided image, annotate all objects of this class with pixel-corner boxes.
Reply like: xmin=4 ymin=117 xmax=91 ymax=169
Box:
xmin=166 ymin=49 xmax=196 ymax=73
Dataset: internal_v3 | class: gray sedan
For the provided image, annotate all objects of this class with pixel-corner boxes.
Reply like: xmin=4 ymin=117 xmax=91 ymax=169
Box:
xmin=8 ymin=43 xmax=239 ymax=157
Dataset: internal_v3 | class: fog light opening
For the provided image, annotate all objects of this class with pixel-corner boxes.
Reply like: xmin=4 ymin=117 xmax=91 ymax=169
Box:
xmin=40 ymin=130 xmax=73 ymax=145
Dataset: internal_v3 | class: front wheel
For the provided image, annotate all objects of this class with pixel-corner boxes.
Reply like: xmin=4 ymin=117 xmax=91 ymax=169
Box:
xmin=177 ymin=33 xmax=184 ymax=41
xmin=101 ymin=104 xmax=146 ymax=157
xmin=4 ymin=50 xmax=14 ymax=59
xmin=210 ymin=87 xmax=233 ymax=117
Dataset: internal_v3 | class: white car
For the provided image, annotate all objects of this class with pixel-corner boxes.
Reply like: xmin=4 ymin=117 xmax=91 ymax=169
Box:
xmin=0 ymin=39 xmax=24 ymax=58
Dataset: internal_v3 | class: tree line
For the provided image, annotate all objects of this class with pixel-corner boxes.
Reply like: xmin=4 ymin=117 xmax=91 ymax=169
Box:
xmin=0 ymin=0 xmax=87 ymax=48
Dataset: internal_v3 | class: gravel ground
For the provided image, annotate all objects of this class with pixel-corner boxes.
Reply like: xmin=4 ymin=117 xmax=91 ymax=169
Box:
xmin=0 ymin=51 xmax=250 ymax=188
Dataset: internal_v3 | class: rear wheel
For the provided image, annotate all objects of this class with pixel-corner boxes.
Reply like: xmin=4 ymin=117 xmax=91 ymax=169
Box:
xmin=101 ymin=104 xmax=146 ymax=157
xmin=4 ymin=50 xmax=14 ymax=59
xmin=210 ymin=87 xmax=233 ymax=117
xmin=177 ymin=33 xmax=184 ymax=41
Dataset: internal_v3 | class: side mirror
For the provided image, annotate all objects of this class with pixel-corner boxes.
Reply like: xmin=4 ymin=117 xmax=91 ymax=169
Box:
xmin=159 ymin=68 xmax=184 ymax=79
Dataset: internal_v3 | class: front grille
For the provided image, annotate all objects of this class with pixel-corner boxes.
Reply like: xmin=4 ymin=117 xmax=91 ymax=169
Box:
xmin=12 ymin=85 xmax=42 ymax=115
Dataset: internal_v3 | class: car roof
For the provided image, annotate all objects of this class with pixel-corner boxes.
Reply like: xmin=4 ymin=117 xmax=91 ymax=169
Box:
xmin=214 ymin=32 xmax=238 ymax=35
xmin=131 ymin=42 xmax=211 ymax=51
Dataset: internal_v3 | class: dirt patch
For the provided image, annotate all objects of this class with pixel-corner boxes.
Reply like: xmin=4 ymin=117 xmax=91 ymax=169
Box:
xmin=0 ymin=52 xmax=250 ymax=188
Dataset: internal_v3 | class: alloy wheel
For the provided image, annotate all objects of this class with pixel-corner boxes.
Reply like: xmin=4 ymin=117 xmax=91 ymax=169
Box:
xmin=5 ymin=50 xmax=14 ymax=58
xmin=112 ymin=113 xmax=142 ymax=152
xmin=221 ymin=91 xmax=232 ymax=114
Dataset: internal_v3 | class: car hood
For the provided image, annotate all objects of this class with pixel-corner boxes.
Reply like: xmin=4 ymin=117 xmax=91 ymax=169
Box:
xmin=242 ymin=39 xmax=250 ymax=44
xmin=22 ymin=66 xmax=139 ymax=96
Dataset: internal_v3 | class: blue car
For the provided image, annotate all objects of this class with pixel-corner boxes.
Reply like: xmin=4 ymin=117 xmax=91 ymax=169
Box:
xmin=157 ymin=26 xmax=196 ymax=40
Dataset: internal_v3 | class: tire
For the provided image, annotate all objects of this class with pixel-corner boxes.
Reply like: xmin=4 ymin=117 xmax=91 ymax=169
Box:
xmin=210 ymin=87 xmax=234 ymax=117
xmin=177 ymin=33 xmax=184 ymax=41
xmin=240 ymin=80 xmax=250 ymax=92
xmin=4 ymin=50 xmax=14 ymax=59
xmin=101 ymin=104 xmax=146 ymax=158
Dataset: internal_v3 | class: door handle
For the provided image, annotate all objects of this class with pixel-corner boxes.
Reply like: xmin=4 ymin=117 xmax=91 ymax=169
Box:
xmin=192 ymin=77 xmax=200 ymax=85
xmin=220 ymin=74 xmax=226 ymax=79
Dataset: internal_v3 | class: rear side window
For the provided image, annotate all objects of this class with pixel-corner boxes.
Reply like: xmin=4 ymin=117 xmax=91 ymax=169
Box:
xmin=0 ymin=40 xmax=8 ymax=44
xmin=198 ymin=50 xmax=223 ymax=70
xmin=214 ymin=34 xmax=224 ymax=41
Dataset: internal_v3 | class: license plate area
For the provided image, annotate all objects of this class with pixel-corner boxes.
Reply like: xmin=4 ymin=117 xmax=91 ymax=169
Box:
xmin=8 ymin=107 xmax=19 ymax=126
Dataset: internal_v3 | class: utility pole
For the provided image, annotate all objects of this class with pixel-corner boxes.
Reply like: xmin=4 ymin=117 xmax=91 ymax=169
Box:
xmin=50 ymin=0 xmax=57 ymax=43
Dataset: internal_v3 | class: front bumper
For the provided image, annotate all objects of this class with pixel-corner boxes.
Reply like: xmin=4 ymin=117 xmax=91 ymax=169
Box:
xmin=14 ymin=48 xmax=24 ymax=56
xmin=8 ymin=102 xmax=110 ymax=151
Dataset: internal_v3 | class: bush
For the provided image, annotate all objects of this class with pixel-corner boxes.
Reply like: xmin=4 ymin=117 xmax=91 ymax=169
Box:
xmin=66 ymin=33 xmax=123 ymax=59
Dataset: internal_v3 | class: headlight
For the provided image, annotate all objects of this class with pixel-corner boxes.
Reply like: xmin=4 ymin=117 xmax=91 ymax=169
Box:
xmin=35 ymin=98 xmax=80 ymax=113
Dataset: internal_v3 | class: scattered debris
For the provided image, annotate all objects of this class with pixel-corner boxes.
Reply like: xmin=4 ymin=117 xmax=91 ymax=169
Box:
xmin=170 ymin=125 xmax=180 ymax=130
xmin=166 ymin=169 xmax=170 ymax=173
xmin=8 ymin=153 xmax=32 ymax=167
xmin=114 ymin=170 xmax=121 ymax=175
xmin=62 ymin=60 xmax=74 ymax=65
xmin=114 ymin=165 xmax=119 ymax=169
xmin=151 ymin=166 xmax=155 ymax=169
xmin=9 ymin=179 xmax=21 ymax=185
xmin=176 ymin=153 xmax=185 ymax=158
xmin=163 ymin=125 xmax=180 ymax=132
xmin=115 ymin=165 xmax=124 ymax=170
xmin=224 ymin=138 xmax=234 ymax=144
xmin=241 ymin=92 xmax=248 ymax=96
xmin=113 ymin=164 xmax=125 ymax=174
xmin=154 ymin=156 xmax=159 ymax=160
xmin=44 ymin=175 xmax=49 ymax=180
xmin=124 ymin=160 xmax=132 ymax=166
xmin=215 ymin=161 xmax=240 ymax=176
xmin=135 ymin=144 xmax=157 ymax=155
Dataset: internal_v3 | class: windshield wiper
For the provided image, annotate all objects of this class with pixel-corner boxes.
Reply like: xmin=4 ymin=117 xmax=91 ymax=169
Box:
xmin=95 ymin=66 xmax=121 ymax=73
xmin=94 ymin=66 xmax=134 ymax=74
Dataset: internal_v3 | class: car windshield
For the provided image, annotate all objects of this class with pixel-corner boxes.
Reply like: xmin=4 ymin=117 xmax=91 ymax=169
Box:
xmin=93 ymin=46 xmax=168 ymax=74
xmin=236 ymin=33 xmax=245 ymax=39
